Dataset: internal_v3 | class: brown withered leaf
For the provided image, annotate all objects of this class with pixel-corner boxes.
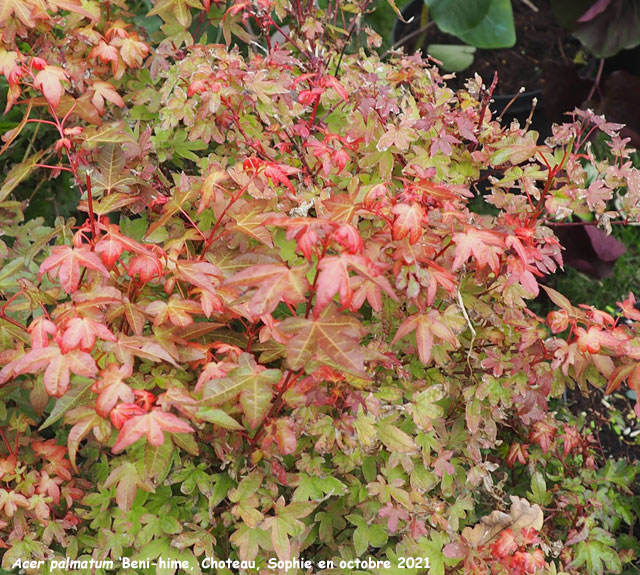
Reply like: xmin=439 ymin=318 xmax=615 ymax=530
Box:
xmin=461 ymin=496 xmax=543 ymax=547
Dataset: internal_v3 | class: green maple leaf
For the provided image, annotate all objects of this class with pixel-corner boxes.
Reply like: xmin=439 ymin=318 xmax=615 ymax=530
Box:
xmin=200 ymin=353 xmax=281 ymax=428
xmin=148 ymin=0 xmax=203 ymax=27
xmin=229 ymin=524 xmax=273 ymax=562
xmin=103 ymin=461 xmax=155 ymax=511
xmin=262 ymin=498 xmax=316 ymax=562
xmin=570 ymin=536 xmax=622 ymax=575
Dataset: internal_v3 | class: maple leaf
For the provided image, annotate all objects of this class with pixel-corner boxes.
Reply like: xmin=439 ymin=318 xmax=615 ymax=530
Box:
xmin=36 ymin=472 xmax=63 ymax=505
xmin=110 ymin=402 xmax=147 ymax=429
xmin=60 ymin=316 xmax=117 ymax=353
xmin=201 ymin=353 xmax=281 ymax=429
xmin=378 ymin=502 xmax=409 ymax=534
xmin=452 ymin=228 xmax=506 ymax=275
xmin=314 ymin=254 xmax=352 ymax=316
xmin=528 ymin=420 xmax=556 ymax=454
xmin=575 ymin=325 xmax=627 ymax=354
xmin=0 ymin=0 xmax=35 ymax=31
xmin=103 ymin=461 xmax=154 ymax=511
xmin=28 ymin=316 xmax=57 ymax=349
xmin=102 ymin=334 xmax=180 ymax=367
xmin=489 ymin=529 xmax=518 ymax=558
xmin=112 ymin=34 xmax=150 ymax=68
xmin=391 ymin=202 xmax=426 ymax=244
xmin=617 ymin=292 xmax=640 ymax=322
xmin=195 ymin=360 xmax=235 ymax=392
xmin=39 ymin=245 xmax=110 ymax=293
xmin=332 ymin=223 xmax=363 ymax=254
xmin=505 ymin=256 xmax=540 ymax=296
xmin=506 ymin=443 xmax=529 ymax=468
xmin=423 ymin=260 xmax=457 ymax=305
xmin=128 ymin=253 xmax=163 ymax=282
xmin=89 ymin=41 xmax=118 ymax=64
xmin=392 ymin=309 xmax=459 ymax=365
xmin=2 ymin=344 xmax=97 ymax=397
xmin=32 ymin=439 xmax=73 ymax=480
xmin=273 ymin=418 xmax=297 ymax=455
xmin=376 ymin=123 xmax=416 ymax=152
xmin=92 ymin=363 xmax=134 ymax=417
xmin=111 ymin=408 xmax=194 ymax=453
xmin=90 ymin=81 xmax=125 ymax=114
xmin=148 ymin=0 xmax=204 ymax=27
xmin=95 ymin=223 xmax=149 ymax=267
xmin=48 ymin=0 xmax=98 ymax=21
xmin=146 ymin=296 xmax=202 ymax=327
xmin=64 ymin=405 xmax=111 ymax=471
xmin=0 ymin=488 xmax=29 ymax=517
xmin=323 ymin=75 xmax=348 ymax=101
xmin=33 ymin=66 xmax=68 ymax=108
xmin=224 ymin=263 xmax=309 ymax=320
xmin=280 ymin=303 xmax=368 ymax=377
xmin=197 ymin=167 xmax=229 ymax=214
xmin=262 ymin=497 xmax=315 ymax=562
xmin=547 ymin=310 xmax=570 ymax=334
xmin=173 ymin=260 xmax=221 ymax=297
xmin=433 ymin=449 xmax=455 ymax=478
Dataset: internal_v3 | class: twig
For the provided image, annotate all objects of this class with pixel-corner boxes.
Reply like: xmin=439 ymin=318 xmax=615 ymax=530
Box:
xmin=333 ymin=0 xmax=373 ymax=77
xmin=381 ymin=22 xmax=433 ymax=60
xmin=457 ymin=282 xmax=476 ymax=373
xmin=519 ymin=0 xmax=538 ymax=12
xmin=586 ymin=58 xmax=605 ymax=103
xmin=497 ymin=87 xmax=525 ymax=122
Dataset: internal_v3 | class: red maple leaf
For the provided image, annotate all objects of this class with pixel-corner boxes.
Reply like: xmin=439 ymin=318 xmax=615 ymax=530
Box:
xmin=28 ymin=316 xmax=57 ymax=349
xmin=39 ymin=245 xmax=110 ymax=293
xmin=109 ymin=402 xmax=146 ymax=429
xmin=111 ymin=408 xmax=194 ymax=453
xmin=33 ymin=65 xmax=68 ymax=108
xmin=95 ymin=222 xmax=149 ymax=267
xmin=452 ymin=228 xmax=505 ymax=275
xmin=314 ymin=254 xmax=352 ymax=316
xmin=60 ymin=317 xmax=117 ymax=353
xmin=528 ymin=420 xmax=556 ymax=454
xmin=391 ymin=202 xmax=426 ymax=244
xmin=128 ymin=253 xmax=163 ymax=282
xmin=90 ymin=41 xmax=119 ymax=64
xmin=2 ymin=344 xmax=97 ymax=397
xmin=506 ymin=443 xmax=529 ymax=468
xmin=32 ymin=439 xmax=73 ymax=481
xmin=392 ymin=309 xmax=459 ymax=365
xmin=575 ymin=325 xmax=626 ymax=354
xmin=489 ymin=529 xmax=518 ymax=559
xmin=92 ymin=363 xmax=134 ymax=417
xmin=224 ymin=263 xmax=309 ymax=319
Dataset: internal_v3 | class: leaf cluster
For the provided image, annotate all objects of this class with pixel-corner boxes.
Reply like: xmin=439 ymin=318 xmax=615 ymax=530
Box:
xmin=0 ymin=0 xmax=639 ymax=574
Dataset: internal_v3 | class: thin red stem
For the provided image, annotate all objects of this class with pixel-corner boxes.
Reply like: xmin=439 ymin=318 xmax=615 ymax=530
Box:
xmin=0 ymin=428 xmax=13 ymax=454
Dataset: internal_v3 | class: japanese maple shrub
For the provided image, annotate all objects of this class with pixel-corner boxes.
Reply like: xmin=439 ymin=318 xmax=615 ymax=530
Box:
xmin=0 ymin=0 xmax=639 ymax=574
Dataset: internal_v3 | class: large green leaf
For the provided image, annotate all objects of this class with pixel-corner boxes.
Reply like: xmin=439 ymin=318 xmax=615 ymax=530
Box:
xmin=570 ymin=537 xmax=622 ymax=575
xmin=425 ymin=0 xmax=516 ymax=48
xmin=427 ymin=44 xmax=476 ymax=72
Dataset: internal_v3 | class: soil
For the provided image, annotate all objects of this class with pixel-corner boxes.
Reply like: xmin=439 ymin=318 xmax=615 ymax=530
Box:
xmin=563 ymin=386 xmax=640 ymax=463
xmin=394 ymin=0 xmax=583 ymax=95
